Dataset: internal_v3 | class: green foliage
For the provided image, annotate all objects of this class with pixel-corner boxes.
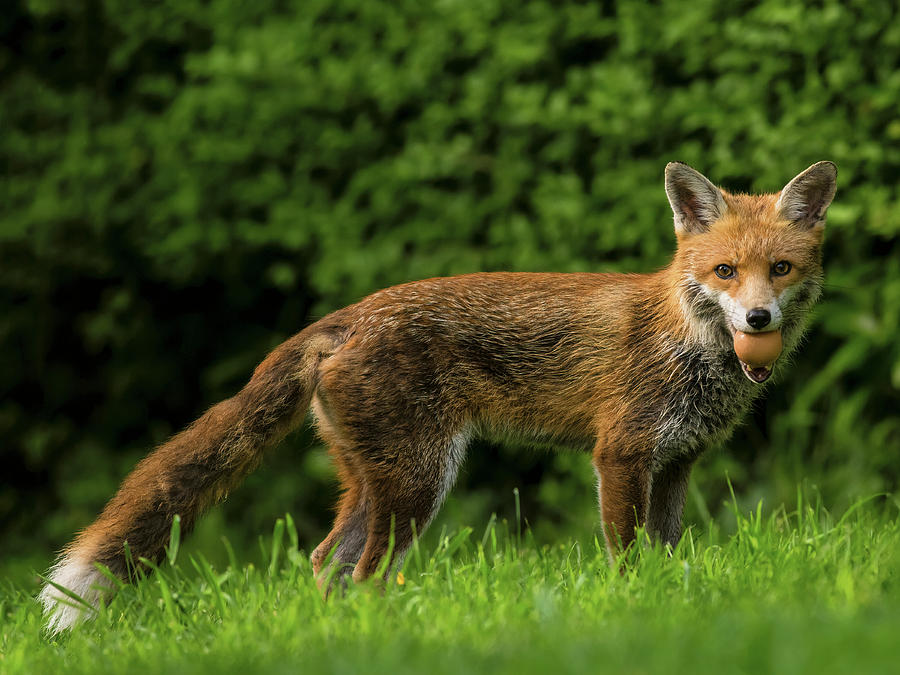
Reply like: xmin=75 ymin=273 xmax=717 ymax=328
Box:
xmin=4 ymin=499 xmax=900 ymax=674
xmin=1 ymin=0 xmax=898 ymax=554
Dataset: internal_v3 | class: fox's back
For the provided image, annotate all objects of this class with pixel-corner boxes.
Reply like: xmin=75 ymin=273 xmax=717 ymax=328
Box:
xmin=313 ymin=271 xmax=750 ymax=455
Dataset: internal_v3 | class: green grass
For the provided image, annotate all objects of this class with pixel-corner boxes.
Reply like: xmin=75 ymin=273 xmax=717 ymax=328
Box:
xmin=3 ymin=493 xmax=899 ymax=675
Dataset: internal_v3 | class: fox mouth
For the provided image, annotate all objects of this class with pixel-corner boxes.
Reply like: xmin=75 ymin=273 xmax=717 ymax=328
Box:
xmin=739 ymin=360 xmax=773 ymax=384
xmin=727 ymin=325 xmax=780 ymax=384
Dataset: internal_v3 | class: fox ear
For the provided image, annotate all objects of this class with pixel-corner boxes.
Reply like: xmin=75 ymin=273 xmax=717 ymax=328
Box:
xmin=665 ymin=162 xmax=727 ymax=235
xmin=776 ymin=161 xmax=837 ymax=229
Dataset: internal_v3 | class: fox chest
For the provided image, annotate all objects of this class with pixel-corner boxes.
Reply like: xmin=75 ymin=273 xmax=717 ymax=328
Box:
xmin=648 ymin=346 xmax=758 ymax=464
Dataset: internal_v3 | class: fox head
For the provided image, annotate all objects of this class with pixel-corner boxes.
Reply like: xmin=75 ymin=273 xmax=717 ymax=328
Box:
xmin=665 ymin=161 xmax=837 ymax=383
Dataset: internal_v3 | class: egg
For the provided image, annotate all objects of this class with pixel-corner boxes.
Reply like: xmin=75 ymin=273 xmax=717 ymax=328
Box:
xmin=733 ymin=330 xmax=783 ymax=368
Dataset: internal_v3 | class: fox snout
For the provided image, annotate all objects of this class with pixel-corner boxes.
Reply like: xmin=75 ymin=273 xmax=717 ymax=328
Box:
xmin=745 ymin=308 xmax=771 ymax=330
xmin=717 ymin=291 xmax=783 ymax=334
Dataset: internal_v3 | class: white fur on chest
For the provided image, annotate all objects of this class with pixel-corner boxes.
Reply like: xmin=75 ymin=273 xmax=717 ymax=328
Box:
xmin=651 ymin=346 xmax=758 ymax=467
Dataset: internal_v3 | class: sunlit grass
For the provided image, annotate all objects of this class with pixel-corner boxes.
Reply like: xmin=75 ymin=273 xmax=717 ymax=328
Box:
xmin=3 ymin=493 xmax=898 ymax=675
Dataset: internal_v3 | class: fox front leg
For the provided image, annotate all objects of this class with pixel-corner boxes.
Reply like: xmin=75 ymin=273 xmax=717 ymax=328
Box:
xmin=592 ymin=448 xmax=651 ymax=558
xmin=646 ymin=459 xmax=694 ymax=548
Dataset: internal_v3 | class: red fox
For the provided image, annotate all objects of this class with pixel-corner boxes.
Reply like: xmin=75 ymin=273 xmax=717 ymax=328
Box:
xmin=40 ymin=161 xmax=836 ymax=632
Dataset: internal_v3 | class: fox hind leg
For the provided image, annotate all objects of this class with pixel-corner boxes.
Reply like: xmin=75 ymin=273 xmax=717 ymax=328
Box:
xmin=311 ymin=450 xmax=370 ymax=586
xmin=312 ymin=358 xmax=470 ymax=585
xmin=351 ymin=432 xmax=468 ymax=584
xmin=350 ymin=473 xmax=442 ymax=584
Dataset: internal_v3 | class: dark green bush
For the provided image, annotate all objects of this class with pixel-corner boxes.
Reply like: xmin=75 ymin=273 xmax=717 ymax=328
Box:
xmin=2 ymin=0 xmax=898 ymax=556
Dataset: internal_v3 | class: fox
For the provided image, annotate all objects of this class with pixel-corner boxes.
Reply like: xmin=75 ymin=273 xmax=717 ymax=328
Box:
xmin=40 ymin=160 xmax=836 ymax=633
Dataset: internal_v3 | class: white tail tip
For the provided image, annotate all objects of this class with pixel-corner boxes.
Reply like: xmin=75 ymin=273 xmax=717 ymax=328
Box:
xmin=39 ymin=556 xmax=111 ymax=634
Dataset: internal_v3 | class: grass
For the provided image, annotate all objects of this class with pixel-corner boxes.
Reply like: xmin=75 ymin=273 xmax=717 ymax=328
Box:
xmin=2 ymin=492 xmax=899 ymax=675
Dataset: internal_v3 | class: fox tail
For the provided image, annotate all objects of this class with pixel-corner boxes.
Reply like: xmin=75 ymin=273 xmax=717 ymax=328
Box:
xmin=39 ymin=327 xmax=334 ymax=633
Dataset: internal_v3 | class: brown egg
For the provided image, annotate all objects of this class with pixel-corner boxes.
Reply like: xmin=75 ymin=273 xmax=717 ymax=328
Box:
xmin=733 ymin=330 xmax=783 ymax=368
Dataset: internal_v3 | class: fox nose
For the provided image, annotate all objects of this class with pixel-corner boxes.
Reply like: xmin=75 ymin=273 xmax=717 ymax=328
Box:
xmin=746 ymin=308 xmax=771 ymax=330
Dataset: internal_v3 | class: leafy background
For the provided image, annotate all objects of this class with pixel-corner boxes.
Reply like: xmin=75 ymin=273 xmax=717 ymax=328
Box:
xmin=2 ymin=0 xmax=898 ymax=569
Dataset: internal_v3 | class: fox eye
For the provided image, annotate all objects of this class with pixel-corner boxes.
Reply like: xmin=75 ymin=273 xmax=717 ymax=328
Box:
xmin=714 ymin=264 xmax=735 ymax=279
xmin=772 ymin=261 xmax=792 ymax=276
